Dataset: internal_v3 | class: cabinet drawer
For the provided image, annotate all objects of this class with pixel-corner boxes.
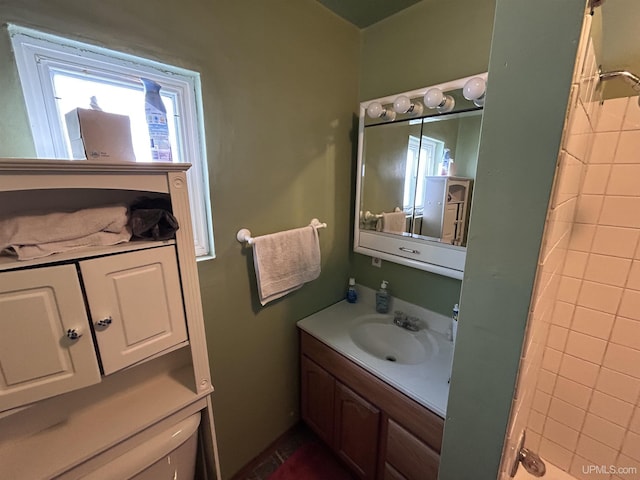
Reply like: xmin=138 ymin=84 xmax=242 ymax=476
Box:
xmin=386 ymin=419 xmax=439 ymax=480
xmin=0 ymin=265 xmax=101 ymax=411
xmin=383 ymin=463 xmax=407 ymax=480
xmin=80 ymin=246 xmax=187 ymax=375
xmin=359 ymin=231 xmax=465 ymax=271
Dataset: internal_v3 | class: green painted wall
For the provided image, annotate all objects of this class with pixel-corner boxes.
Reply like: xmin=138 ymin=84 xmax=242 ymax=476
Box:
xmin=317 ymin=0 xmax=421 ymax=28
xmin=439 ymin=1 xmax=585 ymax=479
xmin=360 ymin=0 xmax=497 ymax=101
xmin=0 ymin=1 xmax=360 ymax=478
xmin=356 ymin=0 xmax=496 ymax=315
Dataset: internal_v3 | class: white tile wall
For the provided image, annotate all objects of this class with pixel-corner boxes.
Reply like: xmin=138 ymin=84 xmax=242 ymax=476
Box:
xmin=527 ymin=92 xmax=640 ymax=476
xmin=500 ymin=11 xmax=640 ymax=478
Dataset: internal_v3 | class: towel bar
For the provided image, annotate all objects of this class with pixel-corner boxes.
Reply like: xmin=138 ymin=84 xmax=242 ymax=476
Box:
xmin=236 ymin=218 xmax=327 ymax=245
xmin=362 ymin=207 xmax=403 ymax=222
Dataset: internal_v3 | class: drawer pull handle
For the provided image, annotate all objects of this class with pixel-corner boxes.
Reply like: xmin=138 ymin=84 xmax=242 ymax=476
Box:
xmin=95 ymin=317 xmax=112 ymax=328
xmin=399 ymin=247 xmax=420 ymax=255
xmin=66 ymin=328 xmax=82 ymax=340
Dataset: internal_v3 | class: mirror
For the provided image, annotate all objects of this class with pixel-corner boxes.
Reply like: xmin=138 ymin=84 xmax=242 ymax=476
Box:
xmin=354 ymin=74 xmax=486 ymax=279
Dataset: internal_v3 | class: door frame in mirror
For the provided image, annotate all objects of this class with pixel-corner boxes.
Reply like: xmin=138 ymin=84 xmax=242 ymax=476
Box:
xmin=353 ymin=73 xmax=487 ymax=280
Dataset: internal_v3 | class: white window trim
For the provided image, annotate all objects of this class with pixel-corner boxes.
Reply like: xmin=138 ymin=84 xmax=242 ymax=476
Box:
xmin=9 ymin=24 xmax=214 ymax=259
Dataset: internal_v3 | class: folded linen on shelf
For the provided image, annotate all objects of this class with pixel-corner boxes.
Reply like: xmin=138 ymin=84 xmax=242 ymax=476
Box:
xmin=252 ymin=225 xmax=321 ymax=306
xmin=381 ymin=211 xmax=406 ymax=234
xmin=0 ymin=205 xmax=131 ymax=260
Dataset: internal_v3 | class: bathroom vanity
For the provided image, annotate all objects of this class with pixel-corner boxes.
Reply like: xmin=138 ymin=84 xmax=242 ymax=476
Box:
xmin=298 ymin=297 xmax=453 ymax=480
xmin=0 ymin=160 xmax=220 ymax=479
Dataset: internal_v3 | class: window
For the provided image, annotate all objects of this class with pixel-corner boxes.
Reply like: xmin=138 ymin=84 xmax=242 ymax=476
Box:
xmin=9 ymin=25 xmax=214 ymax=258
xmin=403 ymin=135 xmax=443 ymax=212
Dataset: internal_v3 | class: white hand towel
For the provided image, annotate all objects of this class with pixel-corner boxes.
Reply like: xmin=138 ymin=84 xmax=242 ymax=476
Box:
xmin=0 ymin=205 xmax=131 ymax=260
xmin=252 ymin=226 xmax=321 ymax=306
xmin=382 ymin=211 xmax=406 ymax=234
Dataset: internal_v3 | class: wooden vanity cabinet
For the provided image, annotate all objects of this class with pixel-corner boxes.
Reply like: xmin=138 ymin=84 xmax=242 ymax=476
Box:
xmin=300 ymin=331 xmax=444 ymax=480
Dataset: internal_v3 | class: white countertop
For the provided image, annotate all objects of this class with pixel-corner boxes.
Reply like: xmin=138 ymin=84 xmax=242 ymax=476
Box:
xmin=297 ymin=289 xmax=454 ymax=418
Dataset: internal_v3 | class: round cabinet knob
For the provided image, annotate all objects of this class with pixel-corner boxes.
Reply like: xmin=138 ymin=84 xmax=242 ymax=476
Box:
xmin=66 ymin=328 xmax=82 ymax=340
xmin=95 ymin=316 xmax=112 ymax=328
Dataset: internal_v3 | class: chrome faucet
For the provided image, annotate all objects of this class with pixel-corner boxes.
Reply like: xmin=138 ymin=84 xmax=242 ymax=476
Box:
xmin=393 ymin=311 xmax=420 ymax=331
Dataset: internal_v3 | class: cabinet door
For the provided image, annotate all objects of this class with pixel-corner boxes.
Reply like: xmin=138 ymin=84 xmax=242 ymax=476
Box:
xmin=0 ymin=265 xmax=101 ymax=411
xmin=420 ymin=177 xmax=446 ymax=238
xmin=441 ymin=204 xmax=458 ymax=243
xmin=301 ymin=355 xmax=335 ymax=446
xmin=334 ymin=382 xmax=380 ymax=480
xmin=386 ymin=419 xmax=439 ymax=480
xmin=80 ymin=246 xmax=187 ymax=374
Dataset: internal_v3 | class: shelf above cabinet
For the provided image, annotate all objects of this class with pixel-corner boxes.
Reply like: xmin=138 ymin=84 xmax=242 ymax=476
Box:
xmin=0 ymin=239 xmax=175 ymax=272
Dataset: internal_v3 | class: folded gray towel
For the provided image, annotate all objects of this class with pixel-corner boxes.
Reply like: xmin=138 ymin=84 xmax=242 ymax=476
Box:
xmin=0 ymin=205 xmax=131 ymax=260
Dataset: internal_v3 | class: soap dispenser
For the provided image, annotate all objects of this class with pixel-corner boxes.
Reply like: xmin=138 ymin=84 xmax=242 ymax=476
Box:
xmin=375 ymin=280 xmax=390 ymax=313
xmin=346 ymin=278 xmax=358 ymax=303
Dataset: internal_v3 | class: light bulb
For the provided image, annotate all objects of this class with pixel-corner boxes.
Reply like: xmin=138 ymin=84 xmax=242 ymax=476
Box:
xmin=424 ymin=88 xmax=445 ymax=109
xmin=463 ymin=77 xmax=486 ymax=106
xmin=392 ymin=96 xmax=424 ymax=116
xmin=424 ymin=88 xmax=455 ymax=113
xmin=393 ymin=95 xmax=411 ymax=113
xmin=367 ymin=101 xmax=383 ymax=118
xmin=366 ymin=101 xmax=396 ymax=121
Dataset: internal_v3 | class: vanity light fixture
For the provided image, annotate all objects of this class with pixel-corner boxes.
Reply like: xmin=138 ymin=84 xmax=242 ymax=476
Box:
xmin=463 ymin=77 xmax=487 ymax=107
xmin=392 ymin=95 xmax=424 ymax=116
xmin=423 ymin=88 xmax=455 ymax=114
xmin=366 ymin=101 xmax=397 ymax=121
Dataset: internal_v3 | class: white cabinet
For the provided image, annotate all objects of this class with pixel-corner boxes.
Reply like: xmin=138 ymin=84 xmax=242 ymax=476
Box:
xmin=81 ymin=246 xmax=187 ymax=375
xmin=420 ymin=176 xmax=472 ymax=246
xmin=0 ymin=245 xmax=188 ymax=410
xmin=0 ymin=160 xmax=221 ymax=480
xmin=0 ymin=265 xmax=101 ymax=411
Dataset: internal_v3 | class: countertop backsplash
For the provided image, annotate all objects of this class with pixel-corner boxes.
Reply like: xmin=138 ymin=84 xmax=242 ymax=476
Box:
xmin=355 ymin=284 xmax=453 ymax=336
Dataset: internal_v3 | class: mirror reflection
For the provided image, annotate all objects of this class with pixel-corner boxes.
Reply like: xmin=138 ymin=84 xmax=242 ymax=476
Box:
xmin=359 ymin=103 xmax=482 ymax=247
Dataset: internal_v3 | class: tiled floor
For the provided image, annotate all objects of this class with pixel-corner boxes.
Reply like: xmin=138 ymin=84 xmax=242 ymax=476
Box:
xmin=239 ymin=425 xmax=316 ymax=480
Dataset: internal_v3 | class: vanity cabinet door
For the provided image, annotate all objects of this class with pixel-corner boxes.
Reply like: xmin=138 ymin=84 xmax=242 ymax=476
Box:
xmin=0 ymin=265 xmax=101 ymax=412
xmin=80 ymin=246 xmax=187 ymax=375
xmin=334 ymin=382 xmax=380 ymax=480
xmin=301 ymin=355 xmax=335 ymax=446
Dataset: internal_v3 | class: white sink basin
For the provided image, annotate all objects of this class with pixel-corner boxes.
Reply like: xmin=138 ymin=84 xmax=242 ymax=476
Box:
xmin=349 ymin=314 xmax=436 ymax=365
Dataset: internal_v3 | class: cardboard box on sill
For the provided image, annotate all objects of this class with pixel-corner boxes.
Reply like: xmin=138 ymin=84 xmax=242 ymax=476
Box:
xmin=65 ymin=108 xmax=136 ymax=162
